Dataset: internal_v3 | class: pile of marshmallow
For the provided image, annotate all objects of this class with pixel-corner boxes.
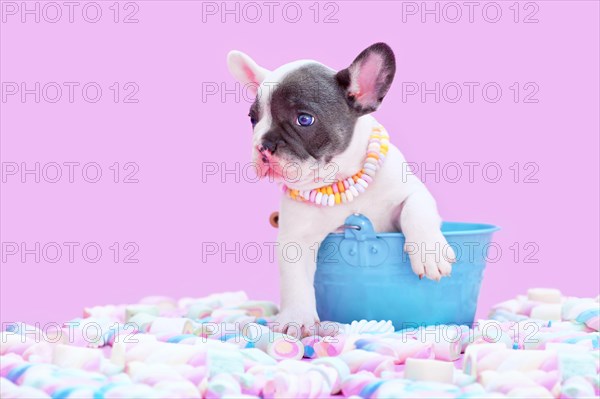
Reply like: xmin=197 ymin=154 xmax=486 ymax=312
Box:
xmin=1 ymin=288 xmax=599 ymax=398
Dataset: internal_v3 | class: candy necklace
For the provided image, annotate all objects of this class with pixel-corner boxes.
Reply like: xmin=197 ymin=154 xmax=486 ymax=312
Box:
xmin=282 ymin=124 xmax=389 ymax=207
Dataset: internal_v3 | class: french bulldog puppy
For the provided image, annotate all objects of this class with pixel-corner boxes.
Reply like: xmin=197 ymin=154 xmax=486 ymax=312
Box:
xmin=227 ymin=43 xmax=455 ymax=337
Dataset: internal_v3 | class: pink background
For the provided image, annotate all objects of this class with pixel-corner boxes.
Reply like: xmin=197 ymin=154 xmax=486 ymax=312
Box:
xmin=1 ymin=1 xmax=599 ymax=326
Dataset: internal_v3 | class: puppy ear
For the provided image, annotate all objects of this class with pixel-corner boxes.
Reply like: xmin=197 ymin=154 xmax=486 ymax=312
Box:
xmin=227 ymin=50 xmax=270 ymax=96
xmin=335 ymin=43 xmax=396 ymax=114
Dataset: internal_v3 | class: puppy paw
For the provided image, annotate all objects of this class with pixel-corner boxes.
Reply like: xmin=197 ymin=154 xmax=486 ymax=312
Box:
xmin=404 ymin=230 xmax=456 ymax=281
xmin=271 ymin=307 xmax=320 ymax=338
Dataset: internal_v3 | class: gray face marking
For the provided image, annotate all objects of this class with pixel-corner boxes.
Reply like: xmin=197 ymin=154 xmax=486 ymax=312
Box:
xmin=258 ymin=64 xmax=359 ymax=163
xmin=248 ymin=100 xmax=260 ymax=127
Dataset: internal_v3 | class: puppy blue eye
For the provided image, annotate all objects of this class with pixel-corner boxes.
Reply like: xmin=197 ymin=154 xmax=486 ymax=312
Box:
xmin=296 ymin=113 xmax=315 ymax=126
xmin=249 ymin=116 xmax=257 ymax=127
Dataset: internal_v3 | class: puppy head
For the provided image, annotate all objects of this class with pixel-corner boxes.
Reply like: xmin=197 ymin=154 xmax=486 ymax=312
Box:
xmin=227 ymin=43 xmax=396 ymax=190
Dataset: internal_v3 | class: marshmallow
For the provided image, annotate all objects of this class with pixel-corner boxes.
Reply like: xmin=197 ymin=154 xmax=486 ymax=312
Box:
xmin=139 ymin=296 xmax=177 ymax=311
xmin=22 ymin=342 xmax=54 ymax=364
xmin=311 ymin=357 xmax=350 ymax=394
xmin=262 ymin=369 xmax=332 ymax=398
xmin=155 ymin=379 xmax=201 ymax=397
xmin=203 ymin=291 xmax=249 ymax=308
xmin=340 ymin=320 xmax=394 ymax=335
xmin=531 ymin=304 xmax=563 ymax=321
xmin=521 ymin=329 xmax=598 ymax=350
xmin=245 ymin=324 xmax=304 ymax=360
xmin=206 ymin=346 xmax=244 ymax=377
xmin=205 ymin=373 xmax=241 ymax=398
xmin=4 ymin=289 xmax=600 ymax=399
xmin=368 ymin=379 xmax=408 ymax=398
xmin=125 ymin=340 xmax=206 ymax=364
xmin=463 ymin=343 xmax=509 ymax=376
xmin=528 ymin=288 xmax=562 ymax=304
xmin=51 ymin=345 xmax=103 ymax=371
xmin=240 ymin=348 xmax=277 ymax=367
xmin=338 ymin=350 xmax=395 ymax=377
xmin=417 ymin=325 xmax=463 ymax=361
xmin=301 ymin=336 xmax=322 ymax=359
xmin=127 ymin=313 xmax=157 ymax=332
xmin=341 ymin=371 xmax=377 ymax=397
xmin=479 ymin=369 xmax=559 ymax=396
xmin=0 ymin=377 xmax=50 ymax=398
xmin=556 ymin=350 xmax=598 ymax=381
xmin=236 ymin=301 xmax=279 ymax=318
xmin=464 ymin=344 xmax=558 ymax=378
xmin=125 ymin=305 xmax=160 ymax=322
xmin=562 ymin=298 xmax=600 ymax=331
xmin=562 ymin=376 xmax=597 ymax=399
xmin=312 ymin=335 xmax=347 ymax=358
xmin=0 ymin=332 xmax=38 ymax=356
xmin=186 ymin=303 xmax=213 ymax=319
xmin=404 ymin=358 xmax=454 ymax=383
xmin=149 ymin=317 xmax=194 ymax=335
xmin=83 ymin=304 xmax=127 ymax=321
xmin=354 ymin=337 xmax=433 ymax=363
xmin=430 ymin=339 xmax=462 ymax=362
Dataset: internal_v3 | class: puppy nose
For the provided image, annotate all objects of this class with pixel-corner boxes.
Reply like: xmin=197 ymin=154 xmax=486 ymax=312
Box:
xmin=260 ymin=139 xmax=277 ymax=154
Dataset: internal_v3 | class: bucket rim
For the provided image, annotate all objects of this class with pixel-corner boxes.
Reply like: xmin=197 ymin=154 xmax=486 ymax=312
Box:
xmin=326 ymin=221 xmax=500 ymax=238
xmin=440 ymin=221 xmax=501 ymax=236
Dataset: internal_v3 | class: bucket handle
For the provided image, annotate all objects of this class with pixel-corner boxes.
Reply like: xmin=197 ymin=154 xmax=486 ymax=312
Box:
xmin=336 ymin=214 xmax=389 ymax=267
xmin=337 ymin=213 xmax=379 ymax=240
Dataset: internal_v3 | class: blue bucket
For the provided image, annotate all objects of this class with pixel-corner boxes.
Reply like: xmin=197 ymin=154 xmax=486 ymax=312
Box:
xmin=314 ymin=214 xmax=500 ymax=329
